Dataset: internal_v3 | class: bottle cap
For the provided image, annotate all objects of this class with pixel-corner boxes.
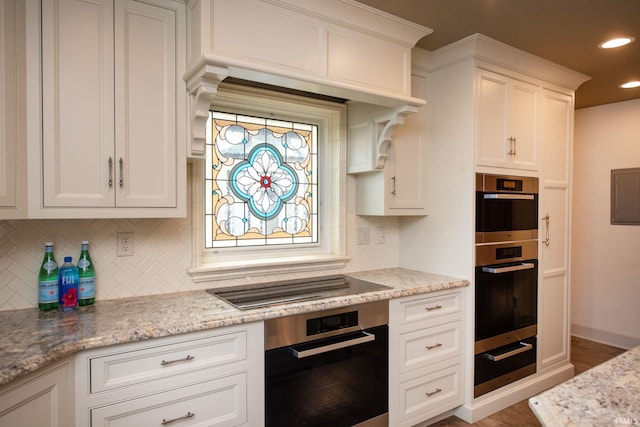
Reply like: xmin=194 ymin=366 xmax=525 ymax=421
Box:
xmin=81 ymin=240 xmax=89 ymax=245
xmin=64 ymin=256 xmax=72 ymax=262
xmin=45 ymin=242 xmax=54 ymax=246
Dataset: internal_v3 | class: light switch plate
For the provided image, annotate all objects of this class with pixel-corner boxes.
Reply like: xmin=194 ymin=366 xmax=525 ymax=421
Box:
xmin=357 ymin=227 xmax=370 ymax=245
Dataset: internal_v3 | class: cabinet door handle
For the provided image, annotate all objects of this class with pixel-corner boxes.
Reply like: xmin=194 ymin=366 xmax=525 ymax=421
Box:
xmin=425 ymin=343 xmax=442 ymax=350
xmin=160 ymin=355 xmax=194 ymax=366
xmin=513 ymin=136 xmax=517 ymax=156
xmin=391 ymin=176 xmax=396 ymax=195
xmin=161 ymin=412 xmax=195 ymax=425
xmin=118 ymin=157 xmax=124 ymax=187
xmin=542 ymin=213 xmax=550 ymax=246
xmin=507 ymin=137 xmax=516 ymax=155
xmin=425 ymin=304 xmax=442 ymax=311
xmin=425 ymin=388 xmax=442 ymax=397
xmin=108 ymin=157 xmax=113 ymax=187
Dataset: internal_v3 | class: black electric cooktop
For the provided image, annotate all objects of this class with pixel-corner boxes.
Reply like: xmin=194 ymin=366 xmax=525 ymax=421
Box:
xmin=207 ymin=275 xmax=390 ymax=310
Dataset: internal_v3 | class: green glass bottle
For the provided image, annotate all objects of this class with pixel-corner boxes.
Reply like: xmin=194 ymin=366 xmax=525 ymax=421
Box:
xmin=38 ymin=242 xmax=59 ymax=311
xmin=77 ymin=241 xmax=95 ymax=306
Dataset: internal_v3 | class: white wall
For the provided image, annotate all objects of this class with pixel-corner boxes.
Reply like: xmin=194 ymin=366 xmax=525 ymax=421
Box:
xmin=0 ymin=176 xmax=400 ymax=311
xmin=572 ymin=98 xmax=640 ymax=349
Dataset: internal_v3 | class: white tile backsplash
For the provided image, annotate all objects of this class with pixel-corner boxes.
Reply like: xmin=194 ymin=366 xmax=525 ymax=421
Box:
xmin=0 ymin=176 xmax=399 ymax=311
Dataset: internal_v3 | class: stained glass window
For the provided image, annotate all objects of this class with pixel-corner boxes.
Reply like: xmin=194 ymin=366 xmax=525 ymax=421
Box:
xmin=205 ymin=111 xmax=318 ymax=248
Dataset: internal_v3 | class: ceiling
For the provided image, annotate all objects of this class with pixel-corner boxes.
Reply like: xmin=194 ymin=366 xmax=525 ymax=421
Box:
xmin=353 ymin=0 xmax=640 ymax=109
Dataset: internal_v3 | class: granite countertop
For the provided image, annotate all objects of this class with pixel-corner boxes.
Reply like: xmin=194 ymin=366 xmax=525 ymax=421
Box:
xmin=529 ymin=345 xmax=640 ymax=426
xmin=0 ymin=268 xmax=468 ymax=387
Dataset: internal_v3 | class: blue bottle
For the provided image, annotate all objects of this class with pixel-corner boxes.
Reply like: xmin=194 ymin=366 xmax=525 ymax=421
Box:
xmin=58 ymin=256 xmax=78 ymax=311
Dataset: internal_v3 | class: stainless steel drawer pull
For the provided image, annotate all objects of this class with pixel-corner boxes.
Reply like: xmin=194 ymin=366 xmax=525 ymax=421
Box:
xmin=483 ymin=193 xmax=534 ymax=200
xmin=482 ymin=262 xmax=535 ymax=274
xmin=483 ymin=341 xmax=533 ymax=362
xmin=425 ymin=305 xmax=442 ymax=311
xmin=425 ymin=343 xmax=443 ymax=350
xmin=425 ymin=388 xmax=442 ymax=397
xmin=291 ymin=331 xmax=375 ymax=359
xmin=161 ymin=412 xmax=195 ymax=425
xmin=160 ymin=355 xmax=194 ymax=366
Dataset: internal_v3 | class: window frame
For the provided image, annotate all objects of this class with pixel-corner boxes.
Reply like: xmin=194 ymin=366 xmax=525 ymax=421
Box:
xmin=188 ymin=84 xmax=348 ymax=282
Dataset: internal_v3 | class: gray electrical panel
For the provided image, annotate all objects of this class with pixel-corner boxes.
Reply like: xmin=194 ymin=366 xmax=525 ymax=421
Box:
xmin=611 ymin=168 xmax=640 ymax=225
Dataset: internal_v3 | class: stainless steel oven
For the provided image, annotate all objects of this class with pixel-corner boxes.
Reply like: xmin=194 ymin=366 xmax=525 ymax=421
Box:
xmin=475 ymin=173 xmax=539 ymax=397
xmin=264 ymin=301 xmax=388 ymax=427
xmin=474 ymin=240 xmax=538 ymax=397
xmin=476 ymin=173 xmax=539 ymax=243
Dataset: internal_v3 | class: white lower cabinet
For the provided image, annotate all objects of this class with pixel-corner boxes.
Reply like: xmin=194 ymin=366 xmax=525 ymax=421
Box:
xmin=75 ymin=323 xmax=264 ymax=427
xmin=389 ymin=290 xmax=464 ymax=426
xmin=90 ymin=373 xmax=247 ymax=426
xmin=0 ymin=358 xmax=73 ymax=427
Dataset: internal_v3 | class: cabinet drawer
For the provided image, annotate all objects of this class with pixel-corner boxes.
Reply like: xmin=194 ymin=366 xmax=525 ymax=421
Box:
xmin=397 ymin=291 xmax=462 ymax=326
xmin=90 ymin=330 xmax=247 ymax=394
xmin=398 ymin=364 xmax=463 ymax=424
xmin=91 ymin=373 xmax=247 ymax=427
xmin=399 ymin=321 xmax=462 ymax=373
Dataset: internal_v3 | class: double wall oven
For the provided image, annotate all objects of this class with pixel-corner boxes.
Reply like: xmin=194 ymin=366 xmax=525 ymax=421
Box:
xmin=474 ymin=173 xmax=539 ymax=397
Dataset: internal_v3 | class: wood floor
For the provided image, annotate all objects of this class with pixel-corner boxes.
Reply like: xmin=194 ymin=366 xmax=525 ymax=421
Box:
xmin=429 ymin=336 xmax=626 ymax=426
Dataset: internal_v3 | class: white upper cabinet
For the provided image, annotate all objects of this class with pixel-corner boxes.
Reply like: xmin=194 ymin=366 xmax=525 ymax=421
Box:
xmin=0 ymin=0 xmax=25 ymax=219
xmin=476 ymin=69 xmax=539 ymax=171
xmin=30 ymin=0 xmax=186 ymax=218
xmin=350 ymin=71 xmax=428 ymax=216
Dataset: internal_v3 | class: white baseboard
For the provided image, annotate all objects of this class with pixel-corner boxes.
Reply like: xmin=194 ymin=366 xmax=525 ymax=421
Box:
xmin=453 ymin=364 xmax=574 ymax=424
xmin=571 ymin=324 xmax=640 ymax=350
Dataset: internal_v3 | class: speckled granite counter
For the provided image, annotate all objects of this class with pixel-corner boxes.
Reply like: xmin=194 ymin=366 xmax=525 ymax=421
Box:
xmin=529 ymin=345 xmax=640 ymax=426
xmin=0 ymin=268 xmax=468 ymax=387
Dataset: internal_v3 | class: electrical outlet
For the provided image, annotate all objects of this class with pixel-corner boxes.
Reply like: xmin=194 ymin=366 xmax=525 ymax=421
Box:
xmin=375 ymin=226 xmax=385 ymax=244
xmin=117 ymin=232 xmax=134 ymax=256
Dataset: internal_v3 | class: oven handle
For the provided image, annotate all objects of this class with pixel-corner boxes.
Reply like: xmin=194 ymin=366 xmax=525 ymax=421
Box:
xmin=483 ymin=341 xmax=533 ymax=362
xmin=482 ymin=262 xmax=535 ymax=274
xmin=290 ymin=331 xmax=375 ymax=359
xmin=483 ymin=193 xmax=535 ymax=200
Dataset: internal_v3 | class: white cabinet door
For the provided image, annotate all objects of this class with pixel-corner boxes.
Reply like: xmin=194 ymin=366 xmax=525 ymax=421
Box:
xmin=387 ymin=73 xmax=428 ymax=212
xmin=538 ymin=90 xmax=573 ymax=370
xmin=114 ymin=0 xmax=178 ymax=208
xmin=42 ymin=0 xmax=115 ymax=208
xmin=0 ymin=0 xmax=21 ymax=216
xmin=476 ymin=71 xmax=509 ymax=167
xmin=0 ymin=360 xmax=72 ymax=427
xmin=476 ymin=70 xmax=538 ymax=171
xmin=508 ymin=80 xmax=538 ymax=170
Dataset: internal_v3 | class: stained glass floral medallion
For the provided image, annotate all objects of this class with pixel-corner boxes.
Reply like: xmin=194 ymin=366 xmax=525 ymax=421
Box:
xmin=205 ymin=111 xmax=318 ymax=248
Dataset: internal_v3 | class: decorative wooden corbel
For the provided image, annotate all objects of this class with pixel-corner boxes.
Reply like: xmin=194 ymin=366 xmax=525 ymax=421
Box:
xmin=186 ymin=64 xmax=229 ymax=157
xmin=372 ymin=105 xmax=418 ymax=169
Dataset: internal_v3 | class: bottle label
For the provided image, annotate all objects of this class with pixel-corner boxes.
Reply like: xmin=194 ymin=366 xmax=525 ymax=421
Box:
xmin=59 ymin=272 xmax=78 ymax=308
xmin=78 ymin=277 xmax=95 ymax=300
xmin=43 ymin=260 xmax=57 ymax=273
xmin=78 ymin=259 xmax=90 ymax=269
xmin=39 ymin=279 xmax=58 ymax=303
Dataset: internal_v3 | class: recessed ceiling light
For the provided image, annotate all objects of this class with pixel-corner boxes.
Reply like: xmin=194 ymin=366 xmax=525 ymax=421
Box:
xmin=620 ymin=81 xmax=640 ymax=89
xmin=599 ymin=37 xmax=635 ymax=49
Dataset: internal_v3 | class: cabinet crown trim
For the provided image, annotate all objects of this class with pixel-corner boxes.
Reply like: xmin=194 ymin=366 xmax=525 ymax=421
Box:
xmin=184 ymin=0 xmax=429 ymax=157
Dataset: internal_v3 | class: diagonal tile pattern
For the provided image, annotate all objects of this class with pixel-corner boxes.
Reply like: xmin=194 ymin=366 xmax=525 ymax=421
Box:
xmin=0 ymin=179 xmax=401 ymax=311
